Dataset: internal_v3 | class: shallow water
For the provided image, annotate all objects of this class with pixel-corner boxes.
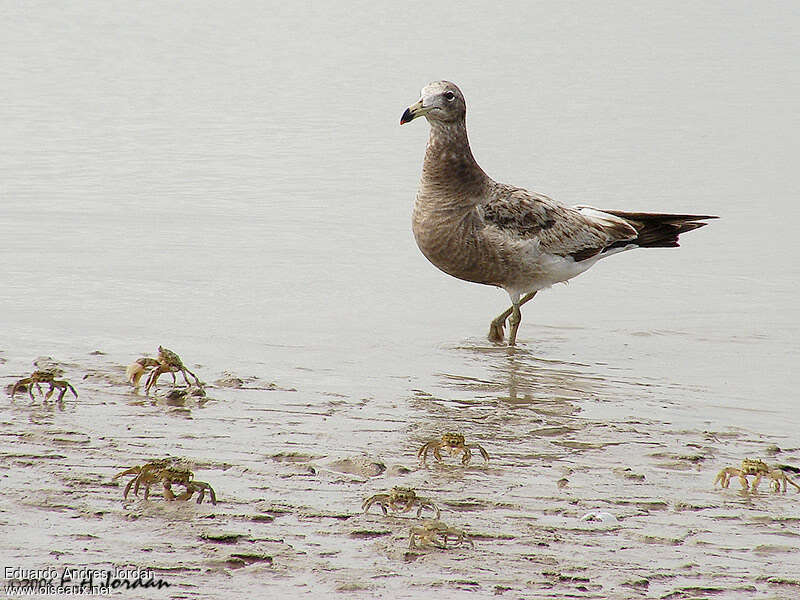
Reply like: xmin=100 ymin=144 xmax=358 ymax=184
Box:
xmin=1 ymin=2 xmax=799 ymax=598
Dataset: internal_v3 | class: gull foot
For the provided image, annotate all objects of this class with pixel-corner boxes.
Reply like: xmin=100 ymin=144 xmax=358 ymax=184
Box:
xmin=488 ymin=320 xmax=505 ymax=343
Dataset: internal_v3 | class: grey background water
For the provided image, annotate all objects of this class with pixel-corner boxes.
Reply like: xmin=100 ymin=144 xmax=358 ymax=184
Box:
xmin=1 ymin=2 xmax=799 ymax=598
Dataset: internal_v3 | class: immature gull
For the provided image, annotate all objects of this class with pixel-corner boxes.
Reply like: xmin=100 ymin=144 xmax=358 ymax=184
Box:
xmin=401 ymin=81 xmax=717 ymax=346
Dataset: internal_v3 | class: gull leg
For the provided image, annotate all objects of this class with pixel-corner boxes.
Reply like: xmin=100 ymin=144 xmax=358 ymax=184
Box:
xmin=488 ymin=307 xmax=513 ymax=343
xmin=508 ymin=298 xmax=522 ymax=346
xmin=489 ymin=292 xmax=536 ymax=343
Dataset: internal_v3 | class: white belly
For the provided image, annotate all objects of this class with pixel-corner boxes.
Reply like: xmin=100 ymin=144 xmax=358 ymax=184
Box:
xmin=505 ymin=246 xmax=601 ymax=297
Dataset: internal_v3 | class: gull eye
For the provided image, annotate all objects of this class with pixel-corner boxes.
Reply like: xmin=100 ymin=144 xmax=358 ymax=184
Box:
xmin=443 ymin=91 xmax=455 ymax=101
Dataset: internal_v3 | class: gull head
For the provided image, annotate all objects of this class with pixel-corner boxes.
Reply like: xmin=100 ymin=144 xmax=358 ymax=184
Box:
xmin=400 ymin=81 xmax=466 ymax=125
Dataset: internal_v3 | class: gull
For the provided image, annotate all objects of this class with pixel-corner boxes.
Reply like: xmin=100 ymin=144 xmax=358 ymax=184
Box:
xmin=401 ymin=81 xmax=717 ymax=346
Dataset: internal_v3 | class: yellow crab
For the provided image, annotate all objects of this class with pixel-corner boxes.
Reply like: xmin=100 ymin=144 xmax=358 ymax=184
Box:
xmin=362 ymin=486 xmax=440 ymax=518
xmin=408 ymin=520 xmax=473 ymax=550
xmin=714 ymin=458 xmax=800 ymax=493
xmin=127 ymin=347 xmax=202 ymax=394
xmin=417 ymin=432 xmax=489 ymax=465
xmin=113 ymin=458 xmax=217 ymax=504
xmin=11 ymin=370 xmax=77 ymax=402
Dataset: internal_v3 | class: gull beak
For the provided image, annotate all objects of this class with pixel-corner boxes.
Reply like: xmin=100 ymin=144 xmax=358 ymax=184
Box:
xmin=400 ymin=98 xmax=430 ymax=125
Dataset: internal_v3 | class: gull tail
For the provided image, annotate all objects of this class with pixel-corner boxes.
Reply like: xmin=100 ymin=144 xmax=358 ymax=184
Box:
xmin=603 ymin=210 xmax=718 ymax=249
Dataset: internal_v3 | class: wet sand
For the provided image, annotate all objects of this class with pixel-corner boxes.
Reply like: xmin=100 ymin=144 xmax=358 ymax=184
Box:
xmin=2 ymin=345 xmax=799 ymax=599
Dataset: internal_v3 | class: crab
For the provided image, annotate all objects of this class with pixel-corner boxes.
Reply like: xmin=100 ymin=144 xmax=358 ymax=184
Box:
xmin=10 ymin=370 xmax=78 ymax=402
xmin=130 ymin=347 xmax=202 ymax=394
xmin=408 ymin=520 xmax=473 ymax=550
xmin=417 ymin=432 xmax=489 ymax=466
xmin=113 ymin=458 xmax=217 ymax=504
xmin=714 ymin=458 xmax=800 ymax=493
xmin=362 ymin=486 xmax=440 ymax=519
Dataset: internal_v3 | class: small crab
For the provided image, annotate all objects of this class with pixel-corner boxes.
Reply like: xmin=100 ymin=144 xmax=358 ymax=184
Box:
xmin=714 ymin=458 xmax=769 ymax=490
xmin=113 ymin=458 xmax=217 ymax=504
xmin=134 ymin=346 xmax=202 ymax=394
xmin=408 ymin=520 xmax=473 ymax=550
xmin=11 ymin=370 xmax=78 ymax=402
xmin=714 ymin=458 xmax=800 ymax=493
xmin=417 ymin=432 xmax=489 ymax=466
xmin=362 ymin=486 xmax=440 ymax=519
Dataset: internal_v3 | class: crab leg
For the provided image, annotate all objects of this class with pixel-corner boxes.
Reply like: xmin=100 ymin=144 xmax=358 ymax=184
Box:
xmin=11 ymin=378 xmax=33 ymax=400
xmin=778 ymin=472 xmax=800 ymax=492
xmin=123 ymin=476 xmax=138 ymax=499
xmin=114 ymin=466 xmax=142 ymax=480
xmin=163 ymin=482 xmax=180 ymax=501
xmin=62 ymin=382 xmax=78 ymax=400
xmin=144 ymin=368 xmax=160 ymax=393
xmin=417 ymin=443 xmax=432 ymax=462
xmin=468 ymin=444 xmax=490 ymax=462
xmin=417 ymin=500 xmax=441 ymax=519
xmin=173 ymin=483 xmax=194 ymax=501
xmin=180 ymin=367 xmax=202 ymax=387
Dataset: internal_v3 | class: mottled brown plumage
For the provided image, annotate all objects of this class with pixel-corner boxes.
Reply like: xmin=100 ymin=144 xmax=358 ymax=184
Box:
xmin=402 ymin=81 xmax=717 ymax=345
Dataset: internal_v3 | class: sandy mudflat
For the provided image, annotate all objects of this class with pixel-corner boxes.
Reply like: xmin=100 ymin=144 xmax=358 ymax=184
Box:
xmin=2 ymin=347 xmax=799 ymax=599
